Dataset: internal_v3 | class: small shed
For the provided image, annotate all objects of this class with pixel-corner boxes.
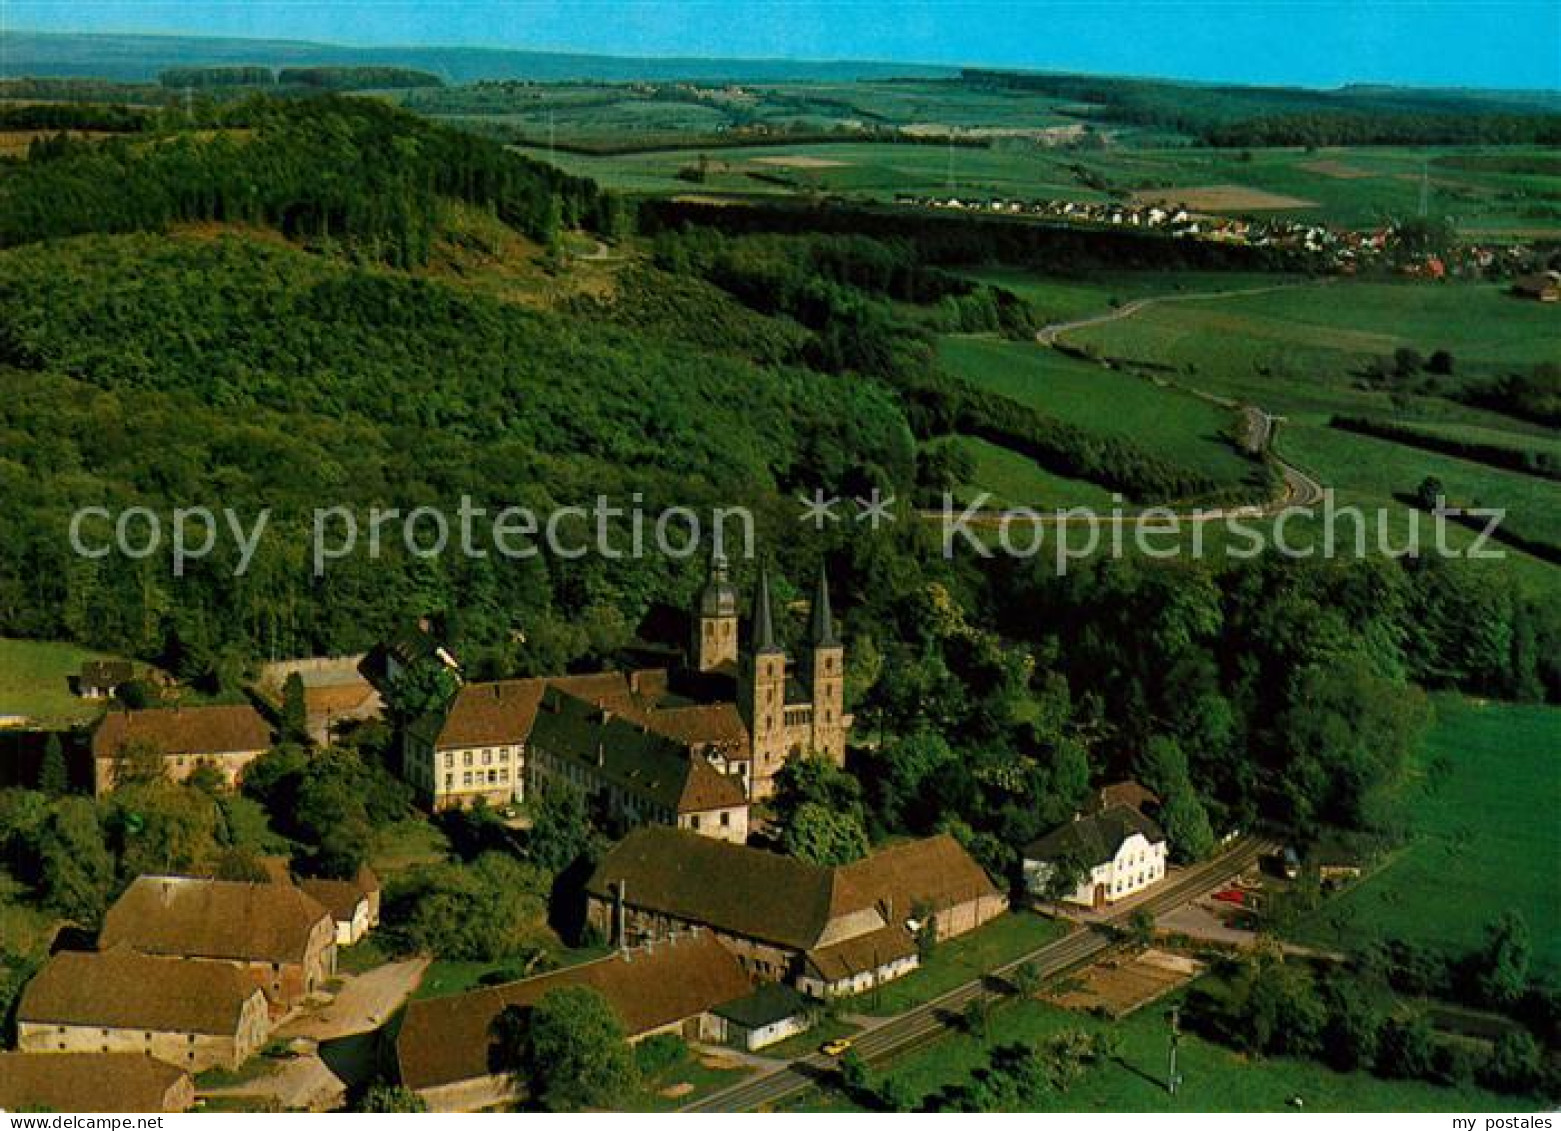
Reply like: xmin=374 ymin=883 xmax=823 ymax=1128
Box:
xmin=707 ymin=983 xmax=812 ymax=1051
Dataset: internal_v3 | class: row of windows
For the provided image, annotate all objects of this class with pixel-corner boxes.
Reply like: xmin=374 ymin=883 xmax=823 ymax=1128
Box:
xmin=443 ymin=767 xmax=512 ymax=791
xmin=443 ymin=746 xmax=516 ymax=769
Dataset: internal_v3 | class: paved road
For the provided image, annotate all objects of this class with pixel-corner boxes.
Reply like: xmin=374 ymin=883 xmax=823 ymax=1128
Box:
xmin=1034 ymin=282 xmax=1318 ymax=346
xmin=683 ymin=837 xmax=1271 ymax=1113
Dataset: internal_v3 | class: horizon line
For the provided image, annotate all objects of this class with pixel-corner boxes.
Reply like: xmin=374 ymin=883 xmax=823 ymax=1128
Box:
xmin=7 ymin=26 xmax=1557 ymax=96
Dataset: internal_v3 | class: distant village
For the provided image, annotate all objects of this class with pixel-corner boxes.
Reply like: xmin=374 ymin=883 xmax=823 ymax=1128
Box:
xmin=893 ymin=192 xmax=1542 ymax=279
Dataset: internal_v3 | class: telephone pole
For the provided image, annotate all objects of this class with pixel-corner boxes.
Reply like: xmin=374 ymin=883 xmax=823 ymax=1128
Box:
xmin=1166 ymin=1005 xmax=1183 ymax=1095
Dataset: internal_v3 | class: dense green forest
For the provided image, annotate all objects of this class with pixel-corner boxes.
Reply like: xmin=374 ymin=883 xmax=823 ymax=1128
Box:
xmin=961 ymin=69 xmax=1561 ymax=146
xmin=0 ymin=94 xmax=1556 ymax=877
xmin=0 ymin=96 xmax=613 ymax=263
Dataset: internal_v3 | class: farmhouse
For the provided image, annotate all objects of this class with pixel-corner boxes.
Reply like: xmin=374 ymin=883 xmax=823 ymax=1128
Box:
xmin=0 ymin=1053 xmax=196 ymax=1114
xmin=17 ymin=948 xmax=270 ymax=1072
xmin=394 ymin=930 xmax=753 ymax=1112
xmin=77 ymin=659 xmax=135 ymax=700
xmin=99 ymin=875 xmax=336 ymax=1011
xmin=90 ymin=703 xmax=272 ymax=794
xmin=1023 ymin=805 xmax=1169 ymax=909
xmin=586 ymin=827 xmax=1007 ymax=997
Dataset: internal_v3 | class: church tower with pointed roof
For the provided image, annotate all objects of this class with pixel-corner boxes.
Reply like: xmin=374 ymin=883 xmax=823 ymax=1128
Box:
xmin=803 ymin=566 xmax=847 ymax=767
xmin=739 ymin=564 xmax=790 ymax=800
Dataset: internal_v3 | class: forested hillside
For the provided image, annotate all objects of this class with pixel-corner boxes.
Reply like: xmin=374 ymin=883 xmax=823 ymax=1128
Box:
xmin=0 ymin=96 xmax=615 ymax=263
xmin=0 ymin=92 xmax=1555 ymax=868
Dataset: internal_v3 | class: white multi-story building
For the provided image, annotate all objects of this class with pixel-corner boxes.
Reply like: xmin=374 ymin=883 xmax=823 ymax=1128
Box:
xmin=1023 ymin=805 xmax=1169 ymax=909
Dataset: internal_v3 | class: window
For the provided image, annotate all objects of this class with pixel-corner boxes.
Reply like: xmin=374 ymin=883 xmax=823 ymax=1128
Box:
xmin=444 ymin=752 xmax=453 ymax=769
xmin=483 ymin=749 xmax=492 ymax=765
xmin=444 ymin=773 xmax=453 ymax=790
xmin=463 ymin=771 xmax=473 ymax=787
xmin=463 ymin=750 xmax=473 ymax=767
xmin=690 ymin=815 xmax=701 ymax=830
xmin=721 ymin=811 xmax=731 ymax=827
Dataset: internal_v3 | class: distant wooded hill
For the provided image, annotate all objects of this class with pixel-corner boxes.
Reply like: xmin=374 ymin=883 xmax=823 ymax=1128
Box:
xmin=4 ymin=31 xmax=956 ymax=84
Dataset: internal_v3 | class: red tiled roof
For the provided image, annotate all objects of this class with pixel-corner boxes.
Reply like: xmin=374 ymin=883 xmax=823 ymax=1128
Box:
xmin=588 ymin=829 xmax=1001 ymax=953
xmin=100 ymin=875 xmax=331 ymax=965
xmin=91 ymin=704 xmax=271 ymax=761
xmin=19 ymin=947 xmax=262 ymax=1035
xmin=0 ymin=1053 xmax=192 ymax=1113
xmin=395 ymin=932 xmax=751 ymax=1092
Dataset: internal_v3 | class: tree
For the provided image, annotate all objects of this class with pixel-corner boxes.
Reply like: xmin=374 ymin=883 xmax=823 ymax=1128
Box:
xmin=1158 ymin=786 xmax=1215 ymax=863
xmin=1480 ymin=1029 xmax=1541 ymax=1093
xmin=1414 ymin=475 xmax=1446 ymax=512
xmin=36 ymin=797 xmax=114 ymax=923
xmin=383 ymin=660 xmax=459 ymax=726
xmin=1426 ymin=349 xmax=1455 ymax=376
xmin=836 ymin=1048 xmax=870 ymax=1094
xmin=1377 ymin=1014 xmax=1436 ymax=1080
xmin=38 ymin=733 xmax=67 ymax=795
xmin=780 ymin=801 xmax=870 ymax=866
xmin=1475 ymin=911 xmax=1531 ymax=1007
xmin=112 ymin=739 xmax=166 ymax=787
xmin=1036 ymin=851 xmax=1087 ymax=903
xmin=1125 ymin=909 xmax=1156 ymax=949
xmin=1009 ymin=959 xmax=1044 ymax=997
xmin=355 ymin=1084 xmax=427 ymax=1112
xmin=525 ymin=783 xmax=598 ymax=875
xmin=280 ymin=672 xmax=310 ymax=745
xmin=505 ymin=986 xmax=638 ymax=1111
xmin=1393 ymin=347 xmax=1424 ymax=378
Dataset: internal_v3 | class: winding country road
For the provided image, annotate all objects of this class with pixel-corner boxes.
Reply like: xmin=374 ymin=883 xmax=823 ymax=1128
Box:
xmin=683 ymin=837 xmax=1271 ymax=1113
xmin=917 ymin=282 xmax=1326 ymax=530
xmin=1034 ymin=282 xmax=1323 ymax=346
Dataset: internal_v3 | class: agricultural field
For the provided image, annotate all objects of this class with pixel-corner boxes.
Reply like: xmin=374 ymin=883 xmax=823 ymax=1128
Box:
xmin=505 ymin=134 xmax=1561 ymax=236
xmin=937 ymin=335 xmax=1259 ymax=495
xmin=947 ymin=435 xmax=1119 ymax=511
xmin=790 ymin=987 xmax=1528 ymax=1113
xmin=1290 ymin=696 xmax=1561 ymax=973
xmin=0 ymin=637 xmax=121 ymax=727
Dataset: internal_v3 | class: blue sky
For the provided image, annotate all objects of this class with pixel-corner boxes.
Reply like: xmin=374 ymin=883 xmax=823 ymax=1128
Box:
xmin=8 ymin=1 xmax=1560 ymax=89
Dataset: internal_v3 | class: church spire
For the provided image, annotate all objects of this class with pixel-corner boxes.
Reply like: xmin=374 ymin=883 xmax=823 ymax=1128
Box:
xmin=752 ymin=564 xmax=784 ymax=655
xmin=809 ymin=565 xmax=840 ymax=648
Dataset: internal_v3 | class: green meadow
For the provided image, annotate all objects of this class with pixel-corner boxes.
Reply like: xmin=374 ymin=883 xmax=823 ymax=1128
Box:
xmin=937 ymin=335 xmax=1257 ymax=493
xmin=0 ymin=637 xmax=120 ymax=727
xmin=790 ymin=988 xmax=1529 ymax=1113
xmin=1291 ymin=696 xmax=1561 ymax=973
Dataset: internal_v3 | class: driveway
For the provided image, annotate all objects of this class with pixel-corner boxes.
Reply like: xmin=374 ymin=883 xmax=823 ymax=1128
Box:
xmin=280 ymin=958 xmax=430 ymax=1042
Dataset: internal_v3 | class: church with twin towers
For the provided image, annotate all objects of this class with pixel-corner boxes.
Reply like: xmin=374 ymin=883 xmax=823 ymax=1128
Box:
xmin=690 ymin=556 xmax=850 ymax=799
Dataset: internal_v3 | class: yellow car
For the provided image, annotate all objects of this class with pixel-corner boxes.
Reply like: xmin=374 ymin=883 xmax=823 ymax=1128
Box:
xmin=819 ymin=1038 xmax=854 ymax=1057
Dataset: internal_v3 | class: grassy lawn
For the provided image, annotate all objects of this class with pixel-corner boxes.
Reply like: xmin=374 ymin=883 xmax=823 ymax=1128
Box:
xmin=1289 ymin=695 xmax=1561 ymax=973
xmin=948 ymin=435 xmax=1119 ymax=510
xmin=1279 ymin=422 xmax=1561 ymax=554
xmin=631 ymin=1050 xmax=755 ymax=1112
xmin=1062 ymin=280 xmax=1560 ymax=419
xmin=0 ymin=638 xmax=123 ymax=727
xmin=409 ymin=944 xmax=614 ymax=1001
xmin=371 ymin=818 xmax=452 ymax=874
xmin=763 ymin=1014 xmax=860 ymax=1062
xmin=938 ymin=335 xmax=1256 ymax=493
xmin=860 ymin=911 xmax=1070 ymax=1016
xmin=792 ymin=987 xmax=1531 ymax=1112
